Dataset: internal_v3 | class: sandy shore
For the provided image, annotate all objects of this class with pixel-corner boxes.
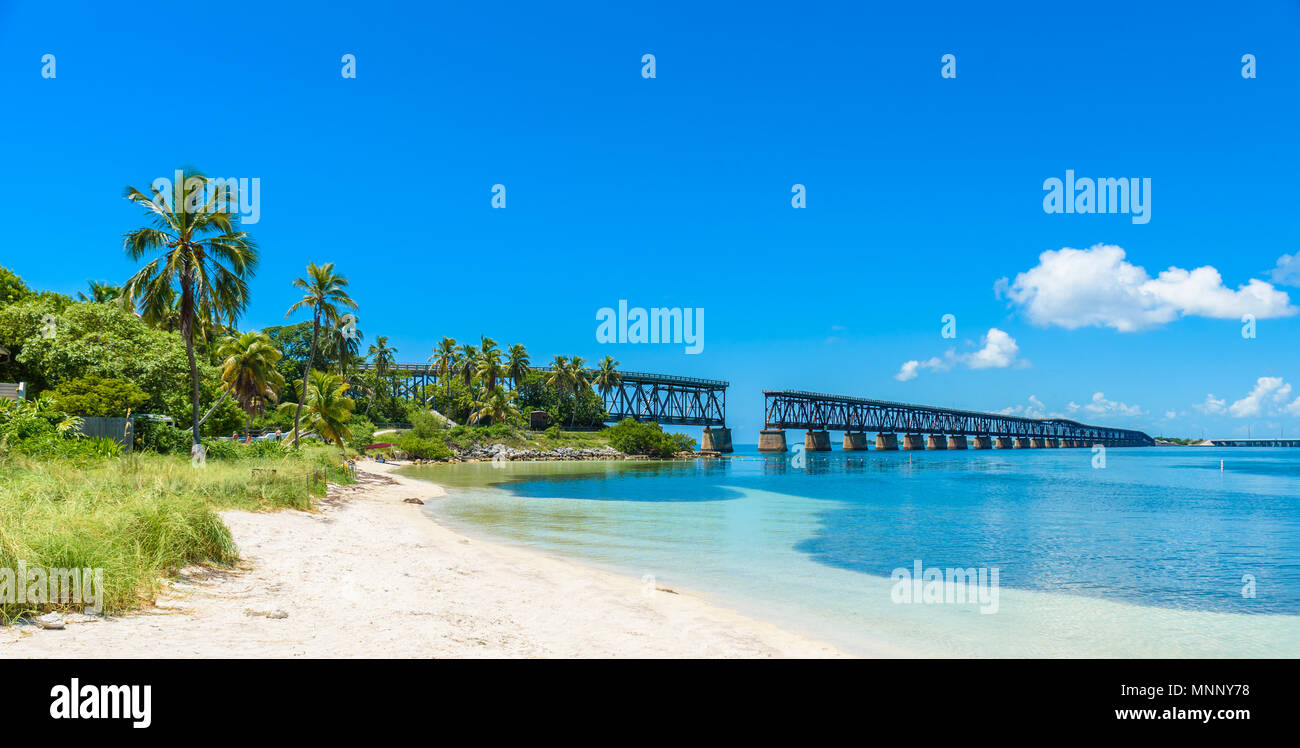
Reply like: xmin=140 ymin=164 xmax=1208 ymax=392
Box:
xmin=0 ymin=462 xmax=842 ymax=658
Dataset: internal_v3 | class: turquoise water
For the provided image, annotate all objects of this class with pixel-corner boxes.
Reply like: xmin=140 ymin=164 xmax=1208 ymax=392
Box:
xmin=398 ymin=446 xmax=1300 ymax=657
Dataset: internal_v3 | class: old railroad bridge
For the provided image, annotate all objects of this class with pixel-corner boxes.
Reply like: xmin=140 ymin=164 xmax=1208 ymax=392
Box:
xmin=365 ymin=363 xmax=1153 ymax=453
xmin=760 ymin=390 xmax=1154 ymax=451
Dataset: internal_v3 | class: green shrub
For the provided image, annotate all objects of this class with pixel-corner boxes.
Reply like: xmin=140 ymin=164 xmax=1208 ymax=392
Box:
xmin=134 ymin=418 xmax=192 ymax=454
xmin=44 ymin=375 xmax=150 ymax=417
xmin=397 ymin=433 xmax=452 ymax=460
xmin=605 ymin=418 xmax=694 ymax=458
xmin=347 ymin=415 xmax=376 ymax=451
xmin=406 ymin=407 xmax=447 ymax=438
xmin=0 ymin=398 xmax=121 ymax=459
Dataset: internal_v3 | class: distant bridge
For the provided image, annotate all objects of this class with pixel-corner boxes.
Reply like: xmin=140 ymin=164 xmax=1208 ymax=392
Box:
xmin=360 ymin=362 xmax=729 ymax=431
xmin=760 ymin=390 xmax=1154 ymax=451
xmin=1204 ymin=438 xmax=1300 ymax=447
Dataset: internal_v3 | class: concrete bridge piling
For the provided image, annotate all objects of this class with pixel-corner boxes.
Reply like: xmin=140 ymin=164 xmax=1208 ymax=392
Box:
xmin=995 ymin=437 xmax=1013 ymax=449
xmin=701 ymin=427 xmax=733 ymax=453
xmin=805 ymin=430 xmax=831 ymax=452
xmin=843 ymin=432 xmax=870 ymax=451
xmin=875 ymin=433 xmax=899 ymax=450
xmin=926 ymin=435 xmax=947 ymax=450
xmin=757 ymin=429 xmax=788 ymax=453
xmin=902 ymin=434 xmax=926 ymax=450
xmin=972 ymin=436 xmax=992 ymax=449
xmin=946 ymin=435 xmax=968 ymax=450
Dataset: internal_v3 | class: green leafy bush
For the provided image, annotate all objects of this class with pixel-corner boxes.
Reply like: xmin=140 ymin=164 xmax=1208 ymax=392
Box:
xmin=605 ymin=418 xmax=695 ymax=458
xmin=134 ymin=418 xmax=192 ymax=455
xmin=346 ymin=415 xmax=376 ymax=451
xmin=44 ymin=375 xmax=150 ymax=417
xmin=396 ymin=433 xmax=452 ymax=460
xmin=0 ymin=398 xmax=121 ymax=458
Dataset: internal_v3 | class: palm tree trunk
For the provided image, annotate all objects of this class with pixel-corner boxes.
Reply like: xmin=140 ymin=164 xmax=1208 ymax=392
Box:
xmin=245 ymin=413 xmax=252 ymax=445
xmin=186 ymin=336 xmax=201 ymax=445
xmin=194 ymin=390 xmax=229 ymax=430
xmin=181 ymin=271 xmax=201 ymax=446
xmin=292 ymin=311 xmax=320 ymax=449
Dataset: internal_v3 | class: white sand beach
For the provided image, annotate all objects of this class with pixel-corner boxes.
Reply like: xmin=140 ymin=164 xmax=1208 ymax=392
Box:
xmin=0 ymin=462 xmax=842 ymax=658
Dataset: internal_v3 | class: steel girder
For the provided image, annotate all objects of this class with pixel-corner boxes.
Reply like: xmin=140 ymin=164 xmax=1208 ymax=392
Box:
xmin=763 ymin=390 xmax=1153 ymax=446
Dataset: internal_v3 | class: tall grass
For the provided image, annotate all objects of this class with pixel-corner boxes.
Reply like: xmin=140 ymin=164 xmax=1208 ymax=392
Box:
xmin=0 ymin=448 xmax=351 ymax=623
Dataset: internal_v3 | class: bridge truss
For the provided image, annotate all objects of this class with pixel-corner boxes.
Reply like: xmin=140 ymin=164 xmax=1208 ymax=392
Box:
xmin=359 ymin=363 xmax=728 ymax=427
xmin=763 ymin=390 xmax=1152 ymax=446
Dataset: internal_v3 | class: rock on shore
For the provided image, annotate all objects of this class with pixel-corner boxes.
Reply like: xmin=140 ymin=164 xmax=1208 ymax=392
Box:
xmin=455 ymin=443 xmax=625 ymax=462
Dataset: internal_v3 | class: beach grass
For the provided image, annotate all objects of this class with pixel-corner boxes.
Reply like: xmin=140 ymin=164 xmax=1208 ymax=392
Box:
xmin=0 ymin=448 xmax=350 ymax=623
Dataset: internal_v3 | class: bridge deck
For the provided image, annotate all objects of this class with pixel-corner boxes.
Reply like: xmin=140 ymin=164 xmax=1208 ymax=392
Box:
xmin=763 ymin=390 xmax=1153 ymax=445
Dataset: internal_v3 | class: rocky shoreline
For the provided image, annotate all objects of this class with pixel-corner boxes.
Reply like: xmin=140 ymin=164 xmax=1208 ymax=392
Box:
xmin=406 ymin=443 xmax=703 ymax=464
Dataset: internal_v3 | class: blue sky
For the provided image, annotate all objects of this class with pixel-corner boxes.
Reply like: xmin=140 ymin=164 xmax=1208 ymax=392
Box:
xmin=1 ymin=0 xmax=1298 ymax=440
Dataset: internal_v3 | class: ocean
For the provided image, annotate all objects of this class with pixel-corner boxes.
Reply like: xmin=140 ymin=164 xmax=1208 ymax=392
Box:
xmin=398 ymin=446 xmax=1300 ymax=657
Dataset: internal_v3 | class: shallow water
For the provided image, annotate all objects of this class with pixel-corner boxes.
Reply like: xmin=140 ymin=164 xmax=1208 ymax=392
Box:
xmin=398 ymin=446 xmax=1300 ymax=657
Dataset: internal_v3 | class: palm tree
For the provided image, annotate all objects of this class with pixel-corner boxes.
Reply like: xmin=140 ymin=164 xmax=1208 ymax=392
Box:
xmin=470 ymin=384 xmax=519 ymax=426
xmin=566 ymin=356 xmax=590 ymax=427
xmin=285 ymin=262 xmax=357 ymax=449
xmin=77 ymin=281 xmax=123 ymax=304
xmin=476 ymin=337 xmax=503 ymax=392
xmin=368 ymin=335 xmax=397 ymax=398
xmin=592 ymin=355 xmax=621 ymax=402
xmin=506 ymin=343 xmax=530 ymax=389
xmin=545 ymin=355 xmax=570 ymax=396
xmin=457 ymin=343 xmax=479 ymax=387
xmin=122 ymin=168 xmax=258 ymax=445
xmin=277 ymin=370 xmax=355 ymax=460
xmin=333 ymin=315 xmax=363 ymax=382
xmin=428 ymin=336 xmax=458 ymax=403
xmin=216 ymin=332 xmax=285 ymax=443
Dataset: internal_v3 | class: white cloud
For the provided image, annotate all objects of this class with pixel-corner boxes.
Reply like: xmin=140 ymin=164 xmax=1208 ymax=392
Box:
xmin=894 ymin=328 xmax=1020 ymax=381
xmin=1227 ymin=377 xmax=1293 ymax=418
xmin=996 ymin=244 xmax=1296 ymax=332
xmin=998 ymin=395 xmax=1049 ymax=418
xmin=1197 ymin=378 xmax=1300 ymax=418
xmin=1067 ymin=391 xmax=1145 ymax=417
xmin=894 ymin=356 xmax=942 ymax=381
xmin=967 ymin=328 xmax=1019 ymax=369
xmin=1164 ymin=410 xmax=1177 ymax=420
xmin=1196 ymin=394 xmax=1227 ymax=415
xmin=1270 ymin=253 xmax=1300 ymax=286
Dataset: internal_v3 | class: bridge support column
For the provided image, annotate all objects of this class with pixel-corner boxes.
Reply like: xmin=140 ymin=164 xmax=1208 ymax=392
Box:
xmin=972 ymin=436 xmax=992 ymax=449
xmin=843 ymin=432 xmax=870 ymax=451
xmin=875 ymin=433 xmax=899 ymax=451
xmin=994 ymin=437 xmax=1013 ymax=449
xmin=757 ymin=429 xmax=787 ymax=453
xmin=902 ymin=434 xmax=926 ymax=450
xmin=1014 ymin=437 xmax=1031 ymax=449
xmin=926 ymin=435 xmax=947 ymax=450
xmin=946 ymin=435 xmax=968 ymax=450
xmin=1045 ymin=438 xmax=1059 ymax=448
xmin=805 ymin=430 xmax=831 ymax=452
xmin=1029 ymin=438 xmax=1045 ymax=448
xmin=701 ymin=427 xmax=733 ymax=453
